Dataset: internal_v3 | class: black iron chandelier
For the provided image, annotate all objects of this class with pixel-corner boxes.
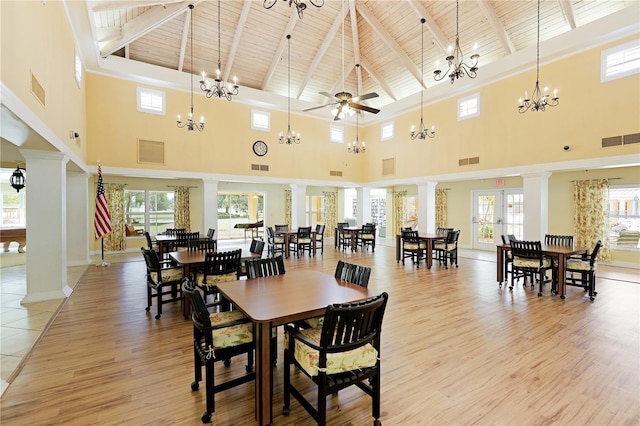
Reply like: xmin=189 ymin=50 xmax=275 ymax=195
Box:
xmin=263 ymin=0 xmax=324 ymax=19
xmin=10 ymin=165 xmax=26 ymax=192
xmin=280 ymin=35 xmax=300 ymax=145
xmin=177 ymin=4 xmax=205 ymax=132
xmin=199 ymin=0 xmax=239 ymax=100
xmin=434 ymin=0 xmax=479 ymax=84
xmin=410 ymin=18 xmax=435 ymax=140
xmin=518 ymin=0 xmax=559 ymax=113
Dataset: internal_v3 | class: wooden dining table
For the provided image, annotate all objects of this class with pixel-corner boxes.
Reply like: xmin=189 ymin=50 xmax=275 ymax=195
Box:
xmin=155 ymin=233 xmax=211 ymax=260
xmin=395 ymin=233 xmax=446 ymax=269
xmin=333 ymin=226 xmax=362 ymax=251
xmin=496 ymin=242 xmax=588 ymax=298
xmin=216 ymin=270 xmax=374 ymax=426
xmin=274 ymin=229 xmax=316 ymax=258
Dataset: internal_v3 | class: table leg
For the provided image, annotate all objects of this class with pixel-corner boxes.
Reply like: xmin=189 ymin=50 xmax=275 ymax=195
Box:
xmin=255 ymin=321 xmax=272 ymax=425
xmin=395 ymin=235 xmax=401 ymax=262
xmin=284 ymin=234 xmax=290 ymax=258
xmin=496 ymin=246 xmax=505 ymax=283
xmin=558 ymin=254 xmax=567 ymax=299
xmin=426 ymin=239 xmax=433 ymax=269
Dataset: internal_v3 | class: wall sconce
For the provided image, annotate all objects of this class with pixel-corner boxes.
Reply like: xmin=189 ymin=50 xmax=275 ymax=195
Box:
xmin=10 ymin=165 xmax=26 ymax=192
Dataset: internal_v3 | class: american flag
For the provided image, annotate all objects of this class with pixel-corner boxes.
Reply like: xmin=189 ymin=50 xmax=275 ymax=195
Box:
xmin=94 ymin=164 xmax=112 ymax=239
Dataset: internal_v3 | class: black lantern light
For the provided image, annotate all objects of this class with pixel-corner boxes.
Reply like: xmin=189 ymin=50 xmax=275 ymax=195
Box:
xmin=10 ymin=165 xmax=26 ymax=192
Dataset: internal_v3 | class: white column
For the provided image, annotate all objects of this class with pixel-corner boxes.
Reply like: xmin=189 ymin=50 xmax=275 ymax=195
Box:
xmin=20 ymin=150 xmax=72 ymax=303
xmin=417 ymin=181 xmax=438 ymax=234
xmin=290 ymin=184 xmax=307 ymax=229
xmin=356 ymin=187 xmax=372 ymax=226
xmin=522 ymin=172 xmax=551 ymax=241
xmin=67 ymin=171 xmax=91 ymax=266
xmin=202 ymin=179 xmax=219 ymax=236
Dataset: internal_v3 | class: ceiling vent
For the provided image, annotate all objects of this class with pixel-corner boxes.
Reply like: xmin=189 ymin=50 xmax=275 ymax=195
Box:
xmin=137 ymin=139 xmax=164 ymax=164
xmin=382 ymin=158 xmax=395 ymax=176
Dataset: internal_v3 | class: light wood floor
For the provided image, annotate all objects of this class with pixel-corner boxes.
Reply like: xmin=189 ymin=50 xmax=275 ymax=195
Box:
xmin=1 ymin=242 xmax=638 ymax=425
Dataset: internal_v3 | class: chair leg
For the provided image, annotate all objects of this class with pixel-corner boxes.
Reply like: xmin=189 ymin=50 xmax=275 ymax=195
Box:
xmin=155 ymin=287 xmax=162 ymax=319
xmin=282 ymin=348 xmax=291 ymax=415
xmin=202 ymin=358 xmax=215 ymax=423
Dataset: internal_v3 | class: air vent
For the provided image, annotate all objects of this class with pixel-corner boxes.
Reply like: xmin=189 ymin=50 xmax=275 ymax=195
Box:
xmin=330 ymin=170 xmax=343 ymax=177
xmin=602 ymin=136 xmax=623 ymax=147
xmin=138 ymin=139 xmax=164 ymax=164
xmin=251 ymin=164 xmax=260 ymax=170
xmin=31 ymin=72 xmax=45 ymax=106
xmin=623 ymin=133 xmax=640 ymax=145
xmin=382 ymin=158 xmax=395 ymax=176
xmin=459 ymin=157 xmax=480 ymax=166
xmin=251 ymin=164 xmax=269 ymax=172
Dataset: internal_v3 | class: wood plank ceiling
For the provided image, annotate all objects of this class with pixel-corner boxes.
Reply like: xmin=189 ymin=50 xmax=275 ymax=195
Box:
xmin=88 ymin=0 xmax=632 ymax=112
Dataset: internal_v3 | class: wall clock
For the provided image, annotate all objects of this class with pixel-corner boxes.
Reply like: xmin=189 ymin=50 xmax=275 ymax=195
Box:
xmin=253 ymin=140 xmax=268 ymax=156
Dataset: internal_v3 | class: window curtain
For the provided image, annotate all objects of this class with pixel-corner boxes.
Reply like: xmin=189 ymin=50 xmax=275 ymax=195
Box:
xmin=322 ymin=191 xmax=337 ymax=234
xmin=285 ymin=189 xmax=292 ymax=229
xmin=392 ymin=190 xmax=407 ymax=236
xmin=436 ymin=189 xmax=448 ymax=228
xmin=573 ymin=179 xmax=610 ymax=262
xmin=104 ymin=183 xmax=126 ymax=251
xmin=174 ymin=186 xmax=191 ymax=232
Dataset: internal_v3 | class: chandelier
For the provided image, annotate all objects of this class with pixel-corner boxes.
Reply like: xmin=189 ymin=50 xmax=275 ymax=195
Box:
xmin=434 ymin=0 xmax=479 ymax=84
xmin=410 ymin=18 xmax=435 ymax=140
xmin=263 ymin=0 xmax=324 ymax=19
xmin=199 ymin=0 xmax=239 ymax=101
xmin=347 ymin=114 xmax=365 ymax=154
xmin=279 ymin=35 xmax=300 ymax=145
xmin=10 ymin=164 xmax=26 ymax=192
xmin=518 ymin=0 xmax=559 ymax=113
xmin=177 ymin=4 xmax=204 ymax=132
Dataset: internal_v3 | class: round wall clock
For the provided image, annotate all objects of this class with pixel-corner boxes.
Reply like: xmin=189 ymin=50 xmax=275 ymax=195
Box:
xmin=253 ymin=140 xmax=268 ymax=156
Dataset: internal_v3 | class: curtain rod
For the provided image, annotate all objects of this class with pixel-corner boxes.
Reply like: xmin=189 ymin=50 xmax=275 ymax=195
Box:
xmin=569 ymin=177 xmax=622 ymax=182
xmin=166 ymin=185 xmax=198 ymax=188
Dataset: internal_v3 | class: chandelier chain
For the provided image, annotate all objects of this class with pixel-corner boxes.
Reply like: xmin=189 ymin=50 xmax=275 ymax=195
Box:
xmin=280 ymin=34 xmax=300 ymax=144
xmin=410 ymin=18 xmax=435 ymax=140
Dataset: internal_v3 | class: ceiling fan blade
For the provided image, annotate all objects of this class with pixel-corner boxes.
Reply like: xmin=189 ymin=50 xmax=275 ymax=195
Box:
xmin=303 ymin=103 xmax=335 ymax=112
xmin=349 ymin=103 xmax=380 ymax=114
xmin=319 ymin=91 xmax=338 ymax=100
xmin=350 ymin=92 xmax=379 ymax=103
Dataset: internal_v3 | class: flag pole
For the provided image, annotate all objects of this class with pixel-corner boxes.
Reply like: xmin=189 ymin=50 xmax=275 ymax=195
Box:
xmin=96 ymin=237 xmax=110 ymax=267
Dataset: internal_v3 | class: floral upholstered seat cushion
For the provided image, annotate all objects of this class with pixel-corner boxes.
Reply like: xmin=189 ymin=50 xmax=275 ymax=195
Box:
xmin=150 ymin=267 xmax=183 ymax=283
xmin=433 ymin=242 xmax=455 ymax=251
xmin=211 ymin=322 xmax=253 ymax=350
xmin=289 ymin=327 xmax=378 ymax=377
xmin=566 ymin=259 xmax=596 ymax=271
xmin=296 ymin=237 xmax=312 ymax=243
xmin=403 ymin=242 xmax=421 ymax=250
xmin=196 ymin=272 xmax=237 ymax=287
xmin=210 ymin=310 xmax=246 ymax=326
xmin=360 ymin=234 xmax=375 ymax=240
xmin=303 ymin=316 xmax=324 ymax=328
xmin=513 ymin=257 xmax=552 ymax=268
xmin=274 ymin=236 xmax=285 ymax=244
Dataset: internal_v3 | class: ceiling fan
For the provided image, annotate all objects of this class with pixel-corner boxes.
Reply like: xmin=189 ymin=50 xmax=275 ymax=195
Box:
xmin=304 ymin=89 xmax=380 ymax=120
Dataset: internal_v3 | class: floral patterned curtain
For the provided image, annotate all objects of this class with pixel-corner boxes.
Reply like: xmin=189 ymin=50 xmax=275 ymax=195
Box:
xmin=174 ymin=186 xmax=191 ymax=232
xmin=573 ymin=179 xmax=610 ymax=262
xmin=436 ymin=189 xmax=448 ymax=228
xmin=104 ymin=183 xmax=126 ymax=251
xmin=285 ymin=189 xmax=292 ymax=229
xmin=392 ymin=190 xmax=407 ymax=236
xmin=323 ymin=191 xmax=338 ymax=234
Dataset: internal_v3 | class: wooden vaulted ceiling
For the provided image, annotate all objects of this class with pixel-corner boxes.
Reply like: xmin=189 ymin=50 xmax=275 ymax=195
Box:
xmin=85 ymin=0 xmax=632 ymax=112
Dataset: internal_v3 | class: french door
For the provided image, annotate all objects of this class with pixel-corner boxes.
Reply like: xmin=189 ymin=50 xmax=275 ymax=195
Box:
xmin=472 ymin=189 xmax=523 ymax=251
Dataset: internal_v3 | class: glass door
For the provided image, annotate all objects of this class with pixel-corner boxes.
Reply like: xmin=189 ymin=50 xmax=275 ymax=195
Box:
xmin=472 ymin=189 xmax=524 ymax=251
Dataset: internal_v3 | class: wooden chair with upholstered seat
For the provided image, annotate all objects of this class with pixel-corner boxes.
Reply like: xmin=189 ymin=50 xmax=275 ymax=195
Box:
xmin=283 ymin=292 xmax=389 ymax=426
xmin=357 ymin=224 xmax=376 ymax=252
xmin=400 ymin=230 xmax=426 ymax=268
xmin=510 ymin=240 xmax=557 ymax=296
xmin=194 ymin=249 xmax=242 ymax=309
xmin=314 ymin=224 xmax=326 ymax=255
xmin=289 ymin=226 xmax=312 ymax=257
xmin=141 ymin=247 xmax=184 ymax=319
xmin=433 ymin=229 xmax=460 ymax=269
xmin=182 ymin=278 xmax=255 ymax=424
xmin=336 ymin=222 xmax=352 ymax=251
xmin=266 ymin=226 xmax=286 ymax=258
xmin=564 ymin=240 xmax=602 ymax=301
xmin=244 ymin=255 xmax=286 ymax=279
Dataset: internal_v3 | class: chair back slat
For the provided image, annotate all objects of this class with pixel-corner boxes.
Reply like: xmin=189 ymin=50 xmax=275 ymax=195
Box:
xmin=245 ymin=256 xmax=286 ymax=279
xmin=334 ymin=260 xmax=371 ymax=288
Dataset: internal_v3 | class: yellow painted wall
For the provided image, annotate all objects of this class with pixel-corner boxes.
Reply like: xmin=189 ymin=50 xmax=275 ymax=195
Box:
xmin=1 ymin=1 xmax=86 ymax=160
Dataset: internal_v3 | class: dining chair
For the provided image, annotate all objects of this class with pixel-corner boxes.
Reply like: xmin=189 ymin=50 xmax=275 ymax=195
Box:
xmin=314 ymin=224 xmax=326 ymax=255
xmin=357 ymin=224 xmax=376 ymax=252
xmin=289 ymin=226 xmax=312 ymax=257
xmin=182 ymin=278 xmax=255 ymax=424
xmin=336 ymin=222 xmax=352 ymax=251
xmin=401 ymin=230 xmax=426 ymax=268
xmin=206 ymin=228 xmax=216 ymax=240
xmin=244 ymin=255 xmax=286 ymax=279
xmin=194 ymin=249 xmax=242 ymax=308
xmin=239 ymin=239 xmax=266 ymax=277
xmin=433 ymin=229 xmax=460 ymax=269
xmin=188 ymin=239 xmax=216 ymax=251
xmin=436 ymin=227 xmax=453 ymax=236
xmin=544 ymin=234 xmax=574 ymax=246
xmin=141 ymin=247 xmax=184 ymax=319
xmin=275 ymin=224 xmax=289 ymax=232
xmin=283 ymin=292 xmax=389 ymax=426
xmin=144 ymin=231 xmax=158 ymax=253
xmin=510 ymin=240 xmax=557 ymax=296
xmin=266 ymin=226 xmax=286 ymax=258
xmin=564 ymin=240 xmax=602 ymax=301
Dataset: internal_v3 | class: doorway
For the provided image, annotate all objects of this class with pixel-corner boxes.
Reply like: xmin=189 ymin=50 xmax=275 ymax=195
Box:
xmin=472 ymin=189 xmax=523 ymax=250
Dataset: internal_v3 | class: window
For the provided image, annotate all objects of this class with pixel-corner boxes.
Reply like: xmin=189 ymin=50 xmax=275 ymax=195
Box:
xmin=609 ymin=186 xmax=640 ymax=249
xmin=124 ymin=190 xmax=175 ymax=235
xmin=305 ymin=195 xmax=324 ymax=227
xmin=601 ymin=40 xmax=640 ymax=83
xmin=380 ymin=122 xmax=394 ymax=141
xmin=1 ymin=191 xmax=26 ymax=226
xmin=329 ymin=125 xmax=344 ymax=143
xmin=217 ymin=192 xmax=264 ymax=239
xmin=251 ymin=110 xmax=270 ymax=131
xmin=137 ymin=87 xmax=165 ymax=115
xmin=74 ymin=49 xmax=82 ymax=88
xmin=458 ymin=93 xmax=480 ymax=120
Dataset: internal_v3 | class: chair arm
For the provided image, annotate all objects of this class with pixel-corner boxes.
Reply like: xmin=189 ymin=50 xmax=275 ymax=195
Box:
xmin=284 ymin=324 xmax=322 ymax=351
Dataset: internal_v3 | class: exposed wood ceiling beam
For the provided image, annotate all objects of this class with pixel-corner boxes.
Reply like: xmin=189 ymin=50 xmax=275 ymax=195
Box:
xmin=223 ymin=0 xmax=252 ymax=83
xmin=296 ymin=5 xmax=349 ymax=99
xmin=406 ymin=0 xmax=449 ymax=55
xmin=356 ymin=2 xmax=423 ymax=89
xmin=558 ymin=0 xmax=577 ymax=29
xmin=91 ymin=0 xmax=184 ymax=12
xmin=476 ymin=0 xmax=516 ymax=55
xmin=349 ymin=0 xmax=362 ymax=95
xmin=260 ymin=11 xmax=299 ymax=91
xmin=99 ymin=1 xmax=194 ymax=57
xmin=360 ymin=57 xmax=397 ymax=101
xmin=177 ymin=8 xmax=190 ymax=72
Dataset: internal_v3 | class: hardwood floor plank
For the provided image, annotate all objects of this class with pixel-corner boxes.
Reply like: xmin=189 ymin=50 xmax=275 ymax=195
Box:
xmin=1 ymin=245 xmax=638 ymax=425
